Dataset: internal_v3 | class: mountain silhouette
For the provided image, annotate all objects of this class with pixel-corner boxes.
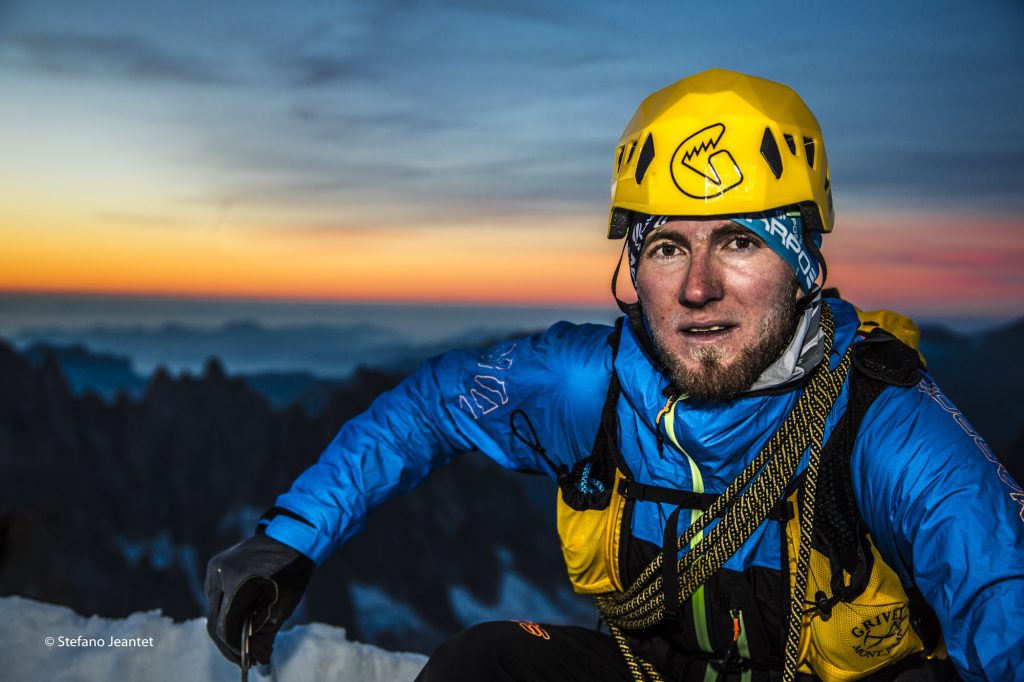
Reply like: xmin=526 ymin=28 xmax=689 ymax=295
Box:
xmin=1 ymin=317 xmax=1021 ymax=654
xmin=0 ymin=339 xmax=587 ymax=653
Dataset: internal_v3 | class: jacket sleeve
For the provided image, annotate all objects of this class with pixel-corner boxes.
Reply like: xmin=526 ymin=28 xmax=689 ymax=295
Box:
xmin=260 ymin=321 xmax=613 ymax=565
xmin=852 ymin=375 xmax=1024 ymax=681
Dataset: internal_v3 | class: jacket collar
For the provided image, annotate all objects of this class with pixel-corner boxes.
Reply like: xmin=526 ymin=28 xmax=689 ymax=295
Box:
xmin=613 ymin=297 xmax=861 ymax=427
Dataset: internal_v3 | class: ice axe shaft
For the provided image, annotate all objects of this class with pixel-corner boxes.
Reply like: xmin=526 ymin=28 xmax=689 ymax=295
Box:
xmin=240 ymin=611 xmax=255 ymax=682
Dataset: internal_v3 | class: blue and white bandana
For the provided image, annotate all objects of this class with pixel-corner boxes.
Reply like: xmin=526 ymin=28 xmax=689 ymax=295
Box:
xmin=626 ymin=208 xmax=823 ymax=293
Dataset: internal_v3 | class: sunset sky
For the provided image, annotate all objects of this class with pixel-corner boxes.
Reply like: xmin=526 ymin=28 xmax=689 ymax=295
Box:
xmin=1 ymin=1 xmax=1022 ymax=324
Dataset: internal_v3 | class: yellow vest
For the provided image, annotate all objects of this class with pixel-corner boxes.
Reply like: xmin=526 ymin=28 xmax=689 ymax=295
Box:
xmin=554 ymin=309 xmax=947 ymax=680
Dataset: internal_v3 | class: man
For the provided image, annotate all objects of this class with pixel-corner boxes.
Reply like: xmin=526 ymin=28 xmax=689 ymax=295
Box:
xmin=205 ymin=69 xmax=1024 ymax=681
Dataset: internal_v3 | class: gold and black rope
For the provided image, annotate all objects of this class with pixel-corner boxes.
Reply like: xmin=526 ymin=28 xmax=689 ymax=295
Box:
xmin=608 ymin=622 xmax=664 ymax=682
xmin=596 ymin=304 xmax=852 ymax=682
xmin=782 ymin=353 xmax=845 ymax=680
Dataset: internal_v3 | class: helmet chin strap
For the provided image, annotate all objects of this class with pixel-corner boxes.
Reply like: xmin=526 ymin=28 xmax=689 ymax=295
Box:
xmin=610 ymin=240 xmax=663 ymax=368
xmin=610 ymin=238 xmax=634 ymax=316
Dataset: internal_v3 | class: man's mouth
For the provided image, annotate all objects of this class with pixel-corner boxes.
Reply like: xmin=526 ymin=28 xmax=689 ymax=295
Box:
xmin=679 ymin=324 xmax=737 ymax=340
xmin=683 ymin=323 xmax=735 ymax=332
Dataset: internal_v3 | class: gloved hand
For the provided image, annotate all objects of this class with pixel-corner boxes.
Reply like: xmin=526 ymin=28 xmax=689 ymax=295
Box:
xmin=205 ymin=533 xmax=315 ymax=665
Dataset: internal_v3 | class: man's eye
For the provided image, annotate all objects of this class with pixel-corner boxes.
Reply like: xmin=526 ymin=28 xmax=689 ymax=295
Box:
xmin=650 ymin=243 xmax=678 ymax=258
xmin=732 ymin=236 xmax=756 ymax=250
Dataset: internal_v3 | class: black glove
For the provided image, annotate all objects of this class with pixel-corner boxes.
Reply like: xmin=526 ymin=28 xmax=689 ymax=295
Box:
xmin=205 ymin=533 xmax=314 ymax=665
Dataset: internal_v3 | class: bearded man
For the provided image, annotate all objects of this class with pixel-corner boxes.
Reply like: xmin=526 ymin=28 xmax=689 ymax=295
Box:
xmin=206 ymin=69 xmax=1024 ymax=681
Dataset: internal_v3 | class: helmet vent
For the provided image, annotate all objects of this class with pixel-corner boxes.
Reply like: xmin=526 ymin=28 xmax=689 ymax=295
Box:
xmin=783 ymin=133 xmax=797 ymax=155
xmin=760 ymin=127 xmax=783 ymax=180
xmin=634 ymin=134 xmax=656 ymax=184
xmin=616 ymin=145 xmax=625 ymax=171
xmin=803 ymin=137 xmax=816 ymax=169
xmin=625 ymin=139 xmax=638 ymax=165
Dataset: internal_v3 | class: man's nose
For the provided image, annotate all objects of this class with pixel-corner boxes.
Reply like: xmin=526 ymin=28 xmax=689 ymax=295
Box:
xmin=679 ymin=251 xmax=724 ymax=307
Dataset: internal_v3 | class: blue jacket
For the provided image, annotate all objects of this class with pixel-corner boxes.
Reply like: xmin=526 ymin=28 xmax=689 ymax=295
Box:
xmin=264 ymin=298 xmax=1024 ymax=680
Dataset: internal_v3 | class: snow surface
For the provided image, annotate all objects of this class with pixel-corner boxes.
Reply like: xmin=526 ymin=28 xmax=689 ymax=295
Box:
xmin=0 ymin=596 xmax=427 ymax=682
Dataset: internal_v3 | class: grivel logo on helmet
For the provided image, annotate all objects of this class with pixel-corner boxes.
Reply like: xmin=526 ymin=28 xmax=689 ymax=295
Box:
xmin=670 ymin=123 xmax=743 ymax=199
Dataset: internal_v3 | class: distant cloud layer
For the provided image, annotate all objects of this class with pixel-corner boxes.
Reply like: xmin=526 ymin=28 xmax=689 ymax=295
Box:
xmin=2 ymin=1 xmax=1021 ymax=220
xmin=0 ymin=1 xmax=1021 ymax=316
xmin=7 ymin=32 xmax=230 ymax=84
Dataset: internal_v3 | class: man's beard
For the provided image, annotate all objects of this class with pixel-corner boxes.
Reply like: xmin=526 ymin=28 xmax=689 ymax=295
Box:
xmin=646 ymin=290 xmax=799 ymax=402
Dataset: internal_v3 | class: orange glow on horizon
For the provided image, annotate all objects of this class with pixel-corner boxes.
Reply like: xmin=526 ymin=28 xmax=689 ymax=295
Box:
xmin=823 ymin=212 xmax=1024 ymax=317
xmin=1 ymin=213 xmax=624 ymax=307
xmin=3 ymin=207 xmax=1022 ymax=317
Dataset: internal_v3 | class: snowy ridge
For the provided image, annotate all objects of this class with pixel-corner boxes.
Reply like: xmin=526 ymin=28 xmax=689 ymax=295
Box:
xmin=0 ymin=596 xmax=427 ymax=682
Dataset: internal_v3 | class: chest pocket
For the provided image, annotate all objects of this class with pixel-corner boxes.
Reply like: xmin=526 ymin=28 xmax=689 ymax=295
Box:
xmin=556 ymin=466 xmax=627 ymax=594
xmin=785 ymin=485 xmax=935 ymax=679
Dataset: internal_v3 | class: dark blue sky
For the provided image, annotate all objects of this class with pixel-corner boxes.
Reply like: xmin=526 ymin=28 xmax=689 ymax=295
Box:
xmin=1 ymin=1 xmax=1021 ymax=321
xmin=3 ymin=1 xmax=1021 ymax=222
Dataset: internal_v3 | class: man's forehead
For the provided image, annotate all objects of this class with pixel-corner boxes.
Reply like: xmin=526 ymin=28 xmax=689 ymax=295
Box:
xmin=646 ymin=218 xmax=752 ymax=241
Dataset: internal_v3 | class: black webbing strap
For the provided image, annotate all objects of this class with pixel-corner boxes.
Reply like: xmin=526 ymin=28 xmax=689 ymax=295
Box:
xmin=812 ymin=376 xmax=884 ymax=588
xmin=662 ymin=505 xmax=684 ymax=622
xmin=588 ymin=319 xmax=626 ymax=490
xmin=619 ymin=479 xmax=715 ymax=508
xmin=619 ymin=479 xmax=794 ymax=521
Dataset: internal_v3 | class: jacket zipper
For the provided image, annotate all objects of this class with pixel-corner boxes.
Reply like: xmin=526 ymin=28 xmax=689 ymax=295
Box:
xmin=662 ymin=397 xmax=714 ymax=654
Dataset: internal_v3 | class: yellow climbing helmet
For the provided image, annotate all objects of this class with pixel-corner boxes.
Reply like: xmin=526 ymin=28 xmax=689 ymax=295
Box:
xmin=608 ymin=68 xmax=834 ymax=238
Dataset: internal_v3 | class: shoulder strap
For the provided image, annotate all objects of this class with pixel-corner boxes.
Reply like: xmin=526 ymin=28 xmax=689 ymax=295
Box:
xmin=812 ymin=328 xmax=945 ymax=652
xmin=813 ymin=327 xmax=921 ymax=599
xmin=554 ymin=319 xmax=625 ymax=511
xmin=590 ymin=318 xmax=626 ymax=474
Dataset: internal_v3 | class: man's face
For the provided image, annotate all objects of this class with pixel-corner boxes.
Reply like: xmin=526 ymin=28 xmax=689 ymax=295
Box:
xmin=635 ymin=218 xmax=799 ymax=401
